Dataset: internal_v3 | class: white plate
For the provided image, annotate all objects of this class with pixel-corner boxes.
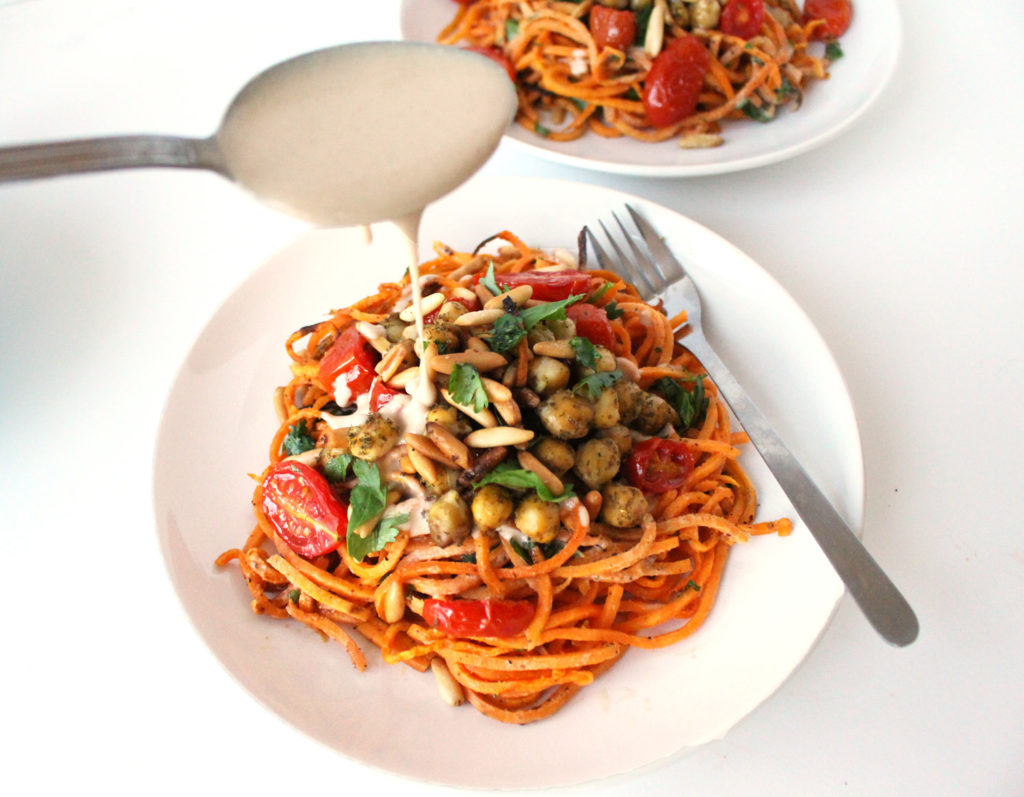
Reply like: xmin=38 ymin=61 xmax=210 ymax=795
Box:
xmin=400 ymin=0 xmax=901 ymax=176
xmin=153 ymin=176 xmax=861 ymax=789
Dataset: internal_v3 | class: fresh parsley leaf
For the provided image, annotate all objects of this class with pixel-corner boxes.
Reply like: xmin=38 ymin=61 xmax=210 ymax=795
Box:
xmin=347 ymin=512 xmax=409 ymax=563
xmin=504 ymin=19 xmax=520 ymax=40
xmin=323 ymin=452 xmax=353 ymax=482
xmin=534 ymin=122 xmax=551 ymax=137
xmin=481 ymin=261 xmax=502 ymax=295
xmin=486 ymin=295 xmax=586 ymax=353
xmin=573 ymin=369 xmax=622 ymax=400
xmin=287 ymin=589 xmax=301 ymax=603
xmin=518 ymin=294 xmax=586 ymax=329
xmin=775 ymin=78 xmax=797 ymax=102
xmin=570 ymin=336 xmax=599 ymax=370
xmin=569 ymin=97 xmax=588 ymax=111
xmin=633 ymin=5 xmax=653 ymax=44
xmin=449 ymin=362 xmax=489 ymax=413
xmin=509 ymin=537 xmax=534 ymax=564
xmin=652 ymin=374 xmax=709 ymax=429
xmin=488 ymin=313 xmax=526 ymax=353
xmin=603 ymin=300 xmax=625 ymax=320
xmin=825 ymin=40 xmax=844 ymax=60
xmin=473 ymin=461 xmax=575 ymax=502
xmin=589 ymin=281 xmax=614 ymax=302
xmin=282 ymin=422 xmax=316 ymax=456
xmin=737 ymin=99 xmax=775 ymax=123
xmin=510 ymin=536 xmax=567 ymax=562
xmin=348 ymin=459 xmax=387 ymax=533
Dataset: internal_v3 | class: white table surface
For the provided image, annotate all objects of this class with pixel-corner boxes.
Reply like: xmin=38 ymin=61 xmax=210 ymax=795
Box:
xmin=2 ymin=1 xmax=1021 ymax=794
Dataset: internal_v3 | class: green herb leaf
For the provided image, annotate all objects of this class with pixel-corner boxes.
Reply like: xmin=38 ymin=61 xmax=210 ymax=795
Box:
xmin=323 ymin=452 xmax=353 ymax=482
xmin=589 ymin=281 xmax=614 ymax=303
xmin=570 ymin=336 xmax=599 ymax=370
xmin=449 ymin=362 xmax=490 ymax=413
xmin=825 ymin=40 xmax=844 ymax=60
xmin=686 ymin=579 xmax=701 ymax=592
xmin=633 ymin=6 xmax=653 ymax=44
xmin=473 ymin=461 xmax=576 ymax=502
xmin=287 ymin=589 xmax=301 ymax=603
xmin=348 ymin=459 xmax=387 ymax=533
xmin=488 ymin=313 xmax=526 ymax=353
xmin=737 ymin=99 xmax=775 ymax=123
xmin=534 ymin=122 xmax=551 ymax=137
xmin=481 ymin=261 xmax=502 ymax=295
xmin=573 ymin=369 xmax=622 ymax=400
xmin=347 ymin=512 xmax=409 ymax=563
xmin=282 ymin=422 xmax=316 ymax=456
xmin=652 ymin=374 xmax=709 ymax=429
xmin=775 ymin=78 xmax=798 ymax=102
xmin=569 ymin=97 xmax=589 ymax=111
xmin=518 ymin=294 xmax=586 ymax=329
xmin=505 ymin=18 xmax=520 ymax=40
xmin=509 ymin=537 xmax=534 ymax=564
xmin=603 ymin=300 xmax=625 ymax=320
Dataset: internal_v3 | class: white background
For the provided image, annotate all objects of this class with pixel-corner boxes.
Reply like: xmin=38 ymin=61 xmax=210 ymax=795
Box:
xmin=1 ymin=1 xmax=1021 ymax=795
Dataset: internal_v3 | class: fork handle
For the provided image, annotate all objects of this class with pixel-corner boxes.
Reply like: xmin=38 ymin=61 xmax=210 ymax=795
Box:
xmin=684 ymin=332 xmax=919 ymax=646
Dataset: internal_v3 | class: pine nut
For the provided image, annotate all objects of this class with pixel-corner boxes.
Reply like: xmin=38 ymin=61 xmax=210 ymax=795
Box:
xmin=399 ymin=291 xmax=445 ymax=322
xmin=407 ymin=448 xmax=439 ymax=483
xmin=404 ymin=433 xmax=454 ymax=468
xmin=387 ymin=366 xmax=419 ymax=388
xmin=466 ymin=336 xmax=490 ymax=352
xmin=381 ymin=577 xmax=406 ymax=624
xmin=450 ymin=286 xmax=478 ymax=304
xmin=645 ymin=0 xmax=667 ymax=57
xmin=480 ymin=377 xmax=513 ymax=402
xmin=431 ymin=351 xmax=508 ymax=374
xmin=533 ymin=340 xmax=575 ymax=359
xmin=517 ymin=450 xmax=564 ymax=496
xmin=440 ymin=388 xmax=498 ymax=428
xmin=425 ymin=422 xmax=471 ymax=469
xmin=474 ymin=284 xmax=495 ymax=307
xmin=494 ymin=399 xmax=522 ymax=426
xmin=483 ymin=284 xmax=532 ymax=310
xmin=430 ymin=658 xmax=465 ymax=707
xmin=448 ymin=254 xmax=488 ymax=280
xmin=464 ymin=426 xmax=535 ymax=448
xmin=376 ymin=339 xmax=412 ymax=379
xmin=454 ymin=308 xmax=504 ymax=327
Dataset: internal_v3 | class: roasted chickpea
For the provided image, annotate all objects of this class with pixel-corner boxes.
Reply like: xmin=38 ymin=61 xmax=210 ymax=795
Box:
xmin=471 ymin=484 xmax=514 ymax=531
xmin=514 ymin=494 xmax=561 ymax=543
xmin=526 ymin=324 xmax=556 ymax=346
xmin=346 ymin=413 xmax=400 ymax=461
xmin=593 ymin=346 xmax=617 ymax=373
xmin=692 ymin=0 xmax=721 ymax=29
xmin=422 ymin=465 xmax=458 ymax=498
xmin=527 ymin=355 xmax=571 ymax=397
xmin=613 ymin=379 xmax=644 ymax=424
xmin=383 ymin=314 xmax=407 ymax=344
xmin=427 ymin=403 xmax=472 ymax=437
xmin=632 ymin=392 xmax=680 ymax=435
xmin=422 ymin=322 xmax=460 ymax=354
xmin=591 ymin=386 xmax=620 ymax=429
xmin=600 ymin=482 xmax=648 ymax=528
xmin=435 ymin=301 xmax=469 ymax=324
xmin=538 ymin=389 xmax=594 ymax=439
xmin=545 ymin=316 xmax=577 ymax=341
xmin=573 ymin=438 xmax=622 ymax=490
xmin=428 ymin=489 xmax=471 ymax=547
xmin=597 ymin=423 xmax=633 ymax=456
xmin=532 ymin=436 xmax=576 ymax=475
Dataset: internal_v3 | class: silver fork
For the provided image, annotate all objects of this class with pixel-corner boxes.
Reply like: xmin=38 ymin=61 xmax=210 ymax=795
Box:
xmin=586 ymin=205 xmax=919 ymax=647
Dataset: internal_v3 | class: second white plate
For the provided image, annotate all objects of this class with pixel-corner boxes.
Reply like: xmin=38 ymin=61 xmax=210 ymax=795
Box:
xmin=400 ymin=0 xmax=902 ymax=176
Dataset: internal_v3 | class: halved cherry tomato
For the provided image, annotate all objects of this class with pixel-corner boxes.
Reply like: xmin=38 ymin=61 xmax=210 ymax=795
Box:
xmin=318 ymin=326 xmax=378 ymax=400
xmin=491 ymin=269 xmax=591 ymax=301
xmin=566 ymin=302 xmax=614 ymax=349
xmin=368 ymin=379 xmax=403 ymax=412
xmin=422 ymin=598 xmax=536 ymax=638
xmin=261 ymin=461 xmax=348 ymax=558
xmin=802 ymin=0 xmax=852 ymax=39
xmin=720 ymin=0 xmax=765 ymax=40
xmin=463 ymin=45 xmax=516 ymax=81
xmin=625 ymin=438 xmax=695 ymax=494
xmin=642 ymin=35 xmax=710 ymax=128
xmin=589 ymin=6 xmax=637 ymax=52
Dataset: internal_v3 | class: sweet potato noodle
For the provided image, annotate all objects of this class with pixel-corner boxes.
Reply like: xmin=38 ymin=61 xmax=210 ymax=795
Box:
xmin=438 ymin=0 xmax=845 ymax=148
xmin=217 ymin=231 xmax=791 ymax=723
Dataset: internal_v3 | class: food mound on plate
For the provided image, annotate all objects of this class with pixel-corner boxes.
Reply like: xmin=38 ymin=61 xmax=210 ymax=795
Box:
xmin=217 ymin=230 xmax=790 ymax=723
xmin=439 ymin=0 xmax=853 ymax=148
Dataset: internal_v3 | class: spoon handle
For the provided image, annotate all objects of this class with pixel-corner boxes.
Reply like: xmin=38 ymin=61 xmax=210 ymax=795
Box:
xmin=0 ymin=134 xmax=225 ymax=182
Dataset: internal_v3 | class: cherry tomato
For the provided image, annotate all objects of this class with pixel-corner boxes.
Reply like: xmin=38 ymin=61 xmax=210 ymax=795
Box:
xmin=589 ymin=6 xmax=637 ymax=52
xmin=491 ymin=269 xmax=591 ymax=301
xmin=625 ymin=438 xmax=695 ymax=494
xmin=261 ymin=461 xmax=348 ymax=558
xmin=463 ymin=45 xmax=516 ymax=81
xmin=720 ymin=0 xmax=765 ymax=39
xmin=566 ymin=302 xmax=614 ymax=349
xmin=368 ymin=379 xmax=403 ymax=412
xmin=802 ymin=0 xmax=852 ymax=39
xmin=642 ymin=35 xmax=709 ymax=128
xmin=318 ymin=325 xmax=378 ymax=400
xmin=422 ymin=598 xmax=536 ymax=638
